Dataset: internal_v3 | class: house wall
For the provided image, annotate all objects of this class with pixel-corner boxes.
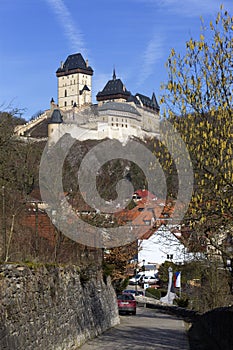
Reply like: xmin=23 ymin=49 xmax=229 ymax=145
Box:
xmin=138 ymin=226 xmax=189 ymax=265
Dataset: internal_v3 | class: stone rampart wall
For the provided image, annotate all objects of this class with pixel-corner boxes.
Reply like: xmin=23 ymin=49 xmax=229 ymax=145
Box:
xmin=0 ymin=264 xmax=119 ymax=350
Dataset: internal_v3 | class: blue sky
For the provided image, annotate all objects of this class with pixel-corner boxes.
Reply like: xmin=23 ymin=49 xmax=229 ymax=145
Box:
xmin=1 ymin=0 xmax=232 ymax=120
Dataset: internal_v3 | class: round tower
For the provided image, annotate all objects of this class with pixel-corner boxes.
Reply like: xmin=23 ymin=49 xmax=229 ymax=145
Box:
xmin=48 ymin=109 xmax=63 ymax=146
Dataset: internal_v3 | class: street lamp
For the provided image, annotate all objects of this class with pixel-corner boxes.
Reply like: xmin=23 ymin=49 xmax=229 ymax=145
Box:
xmin=226 ymin=258 xmax=233 ymax=293
xmin=142 ymin=259 xmax=145 ymax=272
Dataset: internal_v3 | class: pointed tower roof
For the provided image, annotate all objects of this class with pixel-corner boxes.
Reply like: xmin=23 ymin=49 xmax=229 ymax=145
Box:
xmin=151 ymin=92 xmax=160 ymax=112
xmin=113 ymin=68 xmax=116 ymax=80
xmin=56 ymin=53 xmax=93 ymax=77
xmin=96 ymin=70 xmax=130 ymax=102
xmin=49 ymin=109 xmax=63 ymax=124
xmin=135 ymin=93 xmax=160 ymax=112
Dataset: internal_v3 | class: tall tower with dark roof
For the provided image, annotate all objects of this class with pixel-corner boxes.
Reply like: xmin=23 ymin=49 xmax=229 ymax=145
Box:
xmin=96 ymin=69 xmax=131 ymax=104
xmin=56 ymin=53 xmax=93 ymax=110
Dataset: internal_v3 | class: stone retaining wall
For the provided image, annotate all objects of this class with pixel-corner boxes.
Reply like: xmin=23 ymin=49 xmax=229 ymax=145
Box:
xmin=141 ymin=296 xmax=233 ymax=349
xmin=0 ymin=264 xmax=119 ymax=350
xmin=188 ymin=307 xmax=233 ymax=350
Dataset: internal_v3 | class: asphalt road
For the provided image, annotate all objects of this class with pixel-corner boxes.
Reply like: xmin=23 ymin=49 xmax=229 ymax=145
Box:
xmin=79 ymin=306 xmax=190 ymax=350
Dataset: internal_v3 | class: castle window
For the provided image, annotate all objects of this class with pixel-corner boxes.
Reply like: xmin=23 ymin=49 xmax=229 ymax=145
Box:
xmin=64 ymin=101 xmax=67 ymax=107
xmin=116 ymin=123 xmax=118 ymax=127
xmin=112 ymin=123 xmax=114 ymax=126
xmin=122 ymin=124 xmax=124 ymax=127
xmin=65 ymin=90 xmax=67 ymax=97
xmin=125 ymin=124 xmax=128 ymax=128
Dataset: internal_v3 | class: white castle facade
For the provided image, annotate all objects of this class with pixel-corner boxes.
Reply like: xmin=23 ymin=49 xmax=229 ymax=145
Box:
xmin=15 ymin=53 xmax=160 ymax=144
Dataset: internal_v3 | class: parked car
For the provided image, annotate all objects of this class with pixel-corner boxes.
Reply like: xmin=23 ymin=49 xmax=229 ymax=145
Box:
xmin=117 ymin=293 xmax=137 ymax=315
xmin=142 ymin=275 xmax=158 ymax=285
xmin=137 ymin=290 xmax=145 ymax=296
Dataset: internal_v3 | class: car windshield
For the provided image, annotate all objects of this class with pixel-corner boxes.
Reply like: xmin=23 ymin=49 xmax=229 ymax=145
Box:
xmin=117 ymin=294 xmax=135 ymax=300
xmin=123 ymin=290 xmax=138 ymax=294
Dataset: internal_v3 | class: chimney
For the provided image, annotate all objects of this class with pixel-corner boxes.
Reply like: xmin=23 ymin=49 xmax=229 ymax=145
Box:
xmin=85 ymin=59 xmax=88 ymax=67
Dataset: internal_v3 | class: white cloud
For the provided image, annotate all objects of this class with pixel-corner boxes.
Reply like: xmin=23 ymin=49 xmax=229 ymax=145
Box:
xmin=132 ymin=0 xmax=231 ymax=17
xmin=46 ymin=0 xmax=87 ymax=55
xmin=136 ymin=34 xmax=164 ymax=87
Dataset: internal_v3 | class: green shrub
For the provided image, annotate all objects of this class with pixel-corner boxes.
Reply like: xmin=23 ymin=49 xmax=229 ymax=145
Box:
xmin=145 ymin=288 xmax=161 ymax=299
xmin=174 ymin=296 xmax=189 ymax=308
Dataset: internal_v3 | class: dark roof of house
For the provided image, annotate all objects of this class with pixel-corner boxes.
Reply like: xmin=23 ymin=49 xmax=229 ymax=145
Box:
xmin=56 ymin=53 xmax=93 ymax=76
xmin=96 ymin=71 xmax=131 ymax=101
xmin=127 ymin=94 xmax=140 ymax=105
xmin=136 ymin=93 xmax=160 ymax=111
xmin=96 ymin=70 xmax=159 ymax=112
xmin=134 ymin=189 xmax=156 ymax=199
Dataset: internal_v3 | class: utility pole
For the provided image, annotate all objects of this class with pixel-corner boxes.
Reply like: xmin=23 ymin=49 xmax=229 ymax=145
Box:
xmin=135 ymin=239 xmax=138 ymax=292
xmin=2 ymin=186 xmax=6 ymax=261
xmin=35 ymin=201 xmax=39 ymax=257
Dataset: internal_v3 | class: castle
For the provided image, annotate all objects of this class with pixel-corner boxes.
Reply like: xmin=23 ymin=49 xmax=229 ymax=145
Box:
xmin=15 ymin=53 xmax=160 ymax=144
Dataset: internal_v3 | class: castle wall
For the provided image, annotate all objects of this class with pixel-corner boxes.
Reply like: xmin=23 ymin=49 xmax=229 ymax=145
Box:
xmin=14 ymin=112 xmax=49 ymax=136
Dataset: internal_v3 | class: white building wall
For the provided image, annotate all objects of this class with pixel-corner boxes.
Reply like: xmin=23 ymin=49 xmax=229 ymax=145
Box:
xmin=138 ymin=226 xmax=190 ymax=265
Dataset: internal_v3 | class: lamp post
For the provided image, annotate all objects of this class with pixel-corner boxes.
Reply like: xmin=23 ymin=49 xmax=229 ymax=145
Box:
xmin=226 ymin=258 xmax=233 ymax=293
xmin=142 ymin=259 xmax=145 ymax=272
xmin=135 ymin=240 xmax=139 ymax=292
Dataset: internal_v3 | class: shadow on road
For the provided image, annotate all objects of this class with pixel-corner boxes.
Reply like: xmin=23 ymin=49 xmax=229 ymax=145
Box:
xmin=80 ymin=308 xmax=189 ymax=349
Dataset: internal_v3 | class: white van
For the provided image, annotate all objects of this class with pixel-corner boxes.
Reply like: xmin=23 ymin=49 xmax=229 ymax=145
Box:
xmin=129 ymin=273 xmax=145 ymax=285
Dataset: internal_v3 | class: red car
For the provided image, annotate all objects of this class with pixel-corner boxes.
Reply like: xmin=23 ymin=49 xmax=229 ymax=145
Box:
xmin=117 ymin=293 xmax=137 ymax=315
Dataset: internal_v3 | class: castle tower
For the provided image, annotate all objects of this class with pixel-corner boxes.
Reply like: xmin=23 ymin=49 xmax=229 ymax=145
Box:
xmin=56 ymin=53 xmax=93 ymax=110
xmin=96 ymin=69 xmax=131 ymax=105
xmin=48 ymin=108 xmax=63 ymax=146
